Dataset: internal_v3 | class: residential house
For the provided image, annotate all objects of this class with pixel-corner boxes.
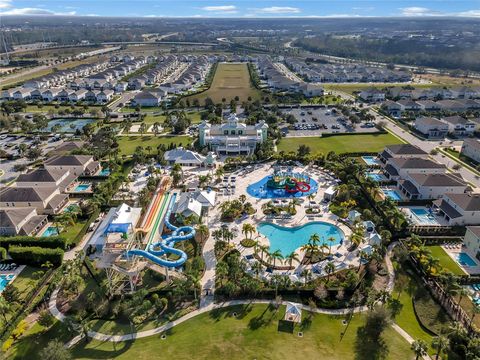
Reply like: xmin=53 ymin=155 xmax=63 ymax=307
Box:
xmin=44 ymin=155 xmax=101 ymax=177
xmin=131 ymin=91 xmax=162 ymax=107
xmin=433 ymin=193 xmax=480 ymax=226
xmin=414 ymin=117 xmax=449 ymax=139
xmin=384 ymin=158 xmax=446 ymax=181
xmin=15 ymin=168 xmax=77 ymax=191
xmin=463 ymin=226 xmax=480 ymax=259
xmin=441 ymin=116 xmax=476 ymax=137
xmin=398 ymin=173 xmax=468 ymax=200
xmin=0 ymin=208 xmax=48 ymax=236
xmin=0 ymin=186 xmax=69 ymax=215
xmin=379 ymin=144 xmax=429 ymax=163
xmin=461 ymin=138 xmax=480 ymax=163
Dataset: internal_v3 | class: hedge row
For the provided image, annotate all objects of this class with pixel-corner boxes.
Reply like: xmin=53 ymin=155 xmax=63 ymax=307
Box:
xmin=0 ymin=236 xmax=67 ymax=250
xmin=321 ymin=130 xmax=387 ymax=138
xmin=0 ymin=247 xmax=6 ymax=260
xmin=9 ymin=246 xmax=64 ymax=266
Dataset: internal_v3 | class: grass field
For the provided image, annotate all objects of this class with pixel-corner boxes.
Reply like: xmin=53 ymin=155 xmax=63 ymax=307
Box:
xmin=277 ymin=133 xmax=403 ymax=154
xmin=187 ymin=63 xmax=261 ymax=103
xmin=7 ymin=304 xmax=413 ymax=360
xmin=117 ymin=135 xmax=191 ymax=155
xmin=429 ymin=246 xmax=466 ymax=275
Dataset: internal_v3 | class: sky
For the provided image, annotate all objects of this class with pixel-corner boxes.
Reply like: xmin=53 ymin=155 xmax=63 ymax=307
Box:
xmin=0 ymin=0 xmax=479 ymax=18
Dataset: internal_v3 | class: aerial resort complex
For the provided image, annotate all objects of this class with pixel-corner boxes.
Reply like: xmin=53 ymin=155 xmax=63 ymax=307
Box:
xmin=1 ymin=10 xmax=480 ymax=360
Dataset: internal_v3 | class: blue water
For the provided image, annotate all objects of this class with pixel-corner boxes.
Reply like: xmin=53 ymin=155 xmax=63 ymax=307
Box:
xmin=247 ymin=173 xmax=318 ymax=199
xmin=98 ymin=168 xmax=110 ymax=176
xmin=382 ymin=189 xmax=402 ymax=201
xmin=74 ymin=184 xmax=91 ymax=192
xmin=410 ymin=207 xmax=440 ymax=225
xmin=368 ymin=172 xmax=386 ymax=182
xmin=0 ymin=274 xmax=14 ymax=293
xmin=43 ymin=118 xmax=95 ymax=133
xmin=362 ymin=156 xmax=380 ymax=166
xmin=456 ymin=252 xmax=477 ymax=267
xmin=41 ymin=226 xmax=59 ymax=237
xmin=257 ymin=221 xmax=344 ymax=257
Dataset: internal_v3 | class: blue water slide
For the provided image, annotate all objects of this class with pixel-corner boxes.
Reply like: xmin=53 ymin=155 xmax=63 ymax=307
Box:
xmin=125 ymin=193 xmax=196 ymax=268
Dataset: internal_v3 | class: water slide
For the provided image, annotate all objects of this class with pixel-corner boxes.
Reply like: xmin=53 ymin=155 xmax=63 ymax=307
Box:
xmin=285 ymin=179 xmax=311 ymax=193
xmin=136 ymin=177 xmax=170 ymax=234
xmin=126 ymin=193 xmax=196 ymax=268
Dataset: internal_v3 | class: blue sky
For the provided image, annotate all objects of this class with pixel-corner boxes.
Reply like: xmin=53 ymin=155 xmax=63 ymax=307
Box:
xmin=0 ymin=1 xmax=479 ymax=18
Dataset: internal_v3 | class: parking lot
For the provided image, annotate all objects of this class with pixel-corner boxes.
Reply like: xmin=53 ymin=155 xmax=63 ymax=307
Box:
xmin=279 ymin=107 xmax=379 ymax=137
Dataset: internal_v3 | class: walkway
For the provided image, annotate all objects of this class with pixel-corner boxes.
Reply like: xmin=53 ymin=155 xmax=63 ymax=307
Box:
xmin=48 ymin=241 xmax=430 ymax=359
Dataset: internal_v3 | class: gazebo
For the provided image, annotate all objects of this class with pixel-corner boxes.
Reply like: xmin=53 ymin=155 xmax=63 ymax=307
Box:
xmin=284 ymin=302 xmax=302 ymax=323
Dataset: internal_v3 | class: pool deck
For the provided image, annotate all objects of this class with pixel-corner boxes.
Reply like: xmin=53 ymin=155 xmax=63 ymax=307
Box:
xmin=206 ymin=162 xmax=362 ymax=277
xmin=0 ymin=265 xmax=26 ymax=292
xmin=442 ymin=244 xmax=480 ymax=275
xmin=400 ymin=206 xmax=448 ymax=227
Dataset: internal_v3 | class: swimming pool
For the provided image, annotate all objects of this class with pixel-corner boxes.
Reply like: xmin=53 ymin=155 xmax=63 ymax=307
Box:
xmin=0 ymin=274 xmax=14 ymax=293
xmin=381 ymin=188 xmax=402 ymax=201
xmin=257 ymin=221 xmax=344 ymax=257
xmin=74 ymin=184 xmax=91 ymax=192
xmin=456 ymin=252 xmax=477 ymax=267
xmin=41 ymin=226 xmax=59 ymax=237
xmin=43 ymin=118 xmax=95 ymax=133
xmin=409 ymin=207 xmax=441 ymax=226
xmin=98 ymin=168 xmax=110 ymax=176
xmin=367 ymin=172 xmax=387 ymax=182
xmin=361 ymin=156 xmax=381 ymax=166
xmin=247 ymin=174 xmax=318 ymax=199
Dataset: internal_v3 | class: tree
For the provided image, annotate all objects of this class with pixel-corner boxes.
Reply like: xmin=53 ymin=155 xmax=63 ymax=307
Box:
xmin=432 ymin=335 xmax=449 ymax=360
xmin=0 ymin=296 xmax=10 ymax=323
xmin=38 ymin=309 xmax=55 ymax=329
xmin=411 ymin=339 xmax=428 ymax=360
xmin=242 ymin=223 xmax=255 ymax=240
xmin=325 ymin=261 xmax=335 ymax=282
xmin=285 ymin=251 xmax=300 ymax=272
xmin=269 ymin=250 xmax=283 ymax=268
xmin=39 ymin=340 xmax=72 ymax=360
xmin=195 ymin=224 xmax=209 ymax=247
xmin=26 ymin=147 xmax=42 ymax=161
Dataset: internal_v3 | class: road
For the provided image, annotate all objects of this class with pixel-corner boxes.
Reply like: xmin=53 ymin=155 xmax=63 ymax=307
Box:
xmin=327 ymin=88 xmax=480 ymax=188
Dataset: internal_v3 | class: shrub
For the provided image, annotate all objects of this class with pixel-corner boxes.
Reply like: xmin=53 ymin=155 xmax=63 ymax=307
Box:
xmin=1 ymin=337 xmax=13 ymax=352
xmin=0 ymin=247 xmax=6 ymax=260
xmin=0 ymin=236 xmax=67 ymax=250
xmin=9 ymin=246 xmax=64 ymax=266
xmin=240 ymin=239 xmax=256 ymax=247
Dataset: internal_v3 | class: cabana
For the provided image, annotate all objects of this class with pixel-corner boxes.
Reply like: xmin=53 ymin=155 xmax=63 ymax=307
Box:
xmin=284 ymin=302 xmax=302 ymax=323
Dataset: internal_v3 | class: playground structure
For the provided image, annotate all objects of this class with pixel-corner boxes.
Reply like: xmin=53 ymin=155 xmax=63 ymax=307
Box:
xmin=266 ymin=170 xmax=311 ymax=194
xmin=100 ymin=176 xmax=194 ymax=294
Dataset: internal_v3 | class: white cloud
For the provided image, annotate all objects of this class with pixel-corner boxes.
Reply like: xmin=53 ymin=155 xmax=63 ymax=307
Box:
xmin=0 ymin=7 xmax=76 ymax=15
xmin=400 ymin=7 xmax=441 ymax=17
xmin=457 ymin=10 xmax=480 ymax=17
xmin=254 ymin=6 xmax=301 ymax=14
xmin=0 ymin=0 xmax=12 ymax=9
xmin=201 ymin=5 xmax=237 ymax=12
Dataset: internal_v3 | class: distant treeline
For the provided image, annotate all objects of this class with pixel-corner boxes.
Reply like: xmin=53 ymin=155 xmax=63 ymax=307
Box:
xmin=295 ymin=35 xmax=480 ymax=72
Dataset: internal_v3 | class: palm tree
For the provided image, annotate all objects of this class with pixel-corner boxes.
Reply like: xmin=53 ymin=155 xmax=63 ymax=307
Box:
xmin=242 ymin=223 xmax=255 ymax=240
xmin=195 ymin=224 xmax=209 ymax=246
xmin=470 ymin=303 xmax=480 ymax=327
xmin=431 ymin=335 xmax=449 ymax=360
xmin=259 ymin=244 xmax=269 ymax=263
xmin=285 ymin=252 xmax=300 ymax=272
xmin=152 ymin=122 xmax=161 ymax=136
xmin=301 ymin=269 xmax=310 ymax=285
xmin=188 ymin=273 xmax=201 ymax=300
xmin=411 ymin=339 xmax=428 ymax=360
xmin=358 ymin=250 xmax=369 ymax=271
xmin=301 ymin=243 xmax=317 ymax=261
xmin=325 ymin=261 xmax=335 ymax=282
xmin=251 ymin=261 xmax=263 ymax=279
xmin=327 ymin=236 xmax=336 ymax=255
xmin=216 ymin=262 xmax=229 ymax=286
xmin=269 ymin=250 xmax=283 ymax=268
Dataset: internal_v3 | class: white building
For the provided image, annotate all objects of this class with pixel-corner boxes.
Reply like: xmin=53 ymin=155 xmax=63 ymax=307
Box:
xmin=398 ymin=173 xmax=468 ymax=200
xmin=433 ymin=193 xmax=480 ymax=226
xmin=463 ymin=226 xmax=480 ymax=259
xmin=198 ymin=113 xmax=268 ymax=156
xmin=414 ymin=117 xmax=449 ymax=139
xmin=461 ymin=138 xmax=480 ymax=163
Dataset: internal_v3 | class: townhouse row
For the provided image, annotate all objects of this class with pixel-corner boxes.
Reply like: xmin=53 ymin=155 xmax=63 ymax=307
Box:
xmin=382 ymin=98 xmax=480 ymax=118
xmin=286 ymin=58 xmax=411 ymax=83
xmin=0 ymin=153 xmax=104 ymax=237
xmin=414 ymin=115 xmax=479 ymax=138
xmin=377 ymin=144 xmax=479 ymax=226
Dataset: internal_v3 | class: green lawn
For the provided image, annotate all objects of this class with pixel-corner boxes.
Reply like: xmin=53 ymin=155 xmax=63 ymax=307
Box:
xmin=61 ymin=220 xmax=88 ymax=246
xmin=117 ymin=136 xmax=191 ymax=155
xmin=8 ymin=304 xmax=413 ymax=360
xmin=10 ymin=266 xmax=45 ymax=302
xmin=187 ymin=63 xmax=261 ymax=103
xmin=301 ymin=94 xmax=344 ymax=105
xmin=277 ymin=133 xmax=403 ymax=154
xmin=429 ymin=246 xmax=466 ymax=275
